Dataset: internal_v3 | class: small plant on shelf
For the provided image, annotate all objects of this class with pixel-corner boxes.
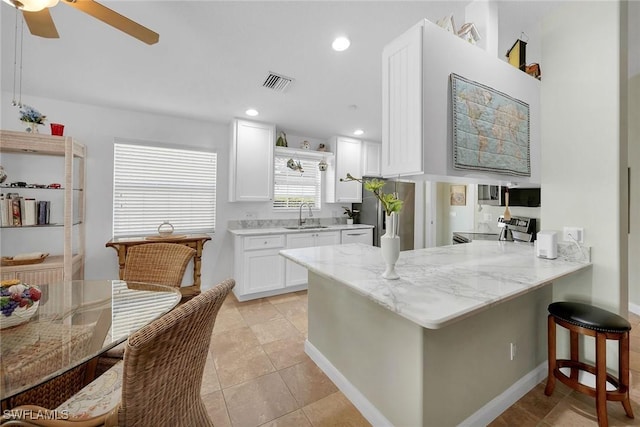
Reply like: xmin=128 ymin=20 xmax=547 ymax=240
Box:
xmin=342 ymin=206 xmax=359 ymax=223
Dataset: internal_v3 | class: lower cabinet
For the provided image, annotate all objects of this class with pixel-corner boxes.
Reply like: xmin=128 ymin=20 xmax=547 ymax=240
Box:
xmin=285 ymin=231 xmax=340 ymax=287
xmin=233 ymin=230 xmax=341 ymax=301
xmin=233 ymin=234 xmax=285 ymax=301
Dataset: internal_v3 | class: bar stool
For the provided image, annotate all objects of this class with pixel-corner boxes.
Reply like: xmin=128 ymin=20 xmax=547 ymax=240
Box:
xmin=545 ymin=301 xmax=634 ymax=427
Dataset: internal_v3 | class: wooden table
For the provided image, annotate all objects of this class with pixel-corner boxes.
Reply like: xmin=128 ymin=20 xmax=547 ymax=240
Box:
xmin=106 ymin=234 xmax=211 ymax=298
xmin=1 ymin=280 xmax=181 ymax=406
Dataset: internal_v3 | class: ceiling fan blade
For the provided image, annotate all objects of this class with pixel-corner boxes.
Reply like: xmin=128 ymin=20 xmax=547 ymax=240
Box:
xmin=23 ymin=9 xmax=60 ymax=39
xmin=62 ymin=0 xmax=159 ymax=45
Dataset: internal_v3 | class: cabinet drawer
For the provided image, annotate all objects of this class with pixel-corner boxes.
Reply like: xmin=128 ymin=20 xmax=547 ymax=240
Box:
xmin=244 ymin=234 xmax=285 ymax=250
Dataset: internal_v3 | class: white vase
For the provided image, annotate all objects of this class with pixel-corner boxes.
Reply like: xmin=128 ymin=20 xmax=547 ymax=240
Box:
xmin=380 ymin=213 xmax=400 ymax=280
xmin=346 ymin=218 xmax=354 ymax=225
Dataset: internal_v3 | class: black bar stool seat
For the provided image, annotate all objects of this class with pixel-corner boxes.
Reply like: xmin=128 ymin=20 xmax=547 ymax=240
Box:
xmin=545 ymin=301 xmax=634 ymax=427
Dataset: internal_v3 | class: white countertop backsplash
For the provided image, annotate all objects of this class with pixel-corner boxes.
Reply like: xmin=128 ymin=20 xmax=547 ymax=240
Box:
xmin=280 ymin=241 xmax=591 ymax=329
xmin=228 ymin=218 xmax=373 ymax=236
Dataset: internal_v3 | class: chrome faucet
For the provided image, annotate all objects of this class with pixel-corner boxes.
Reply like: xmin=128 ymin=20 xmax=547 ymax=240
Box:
xmin=299 ymin=202 xmax=313 ymax=227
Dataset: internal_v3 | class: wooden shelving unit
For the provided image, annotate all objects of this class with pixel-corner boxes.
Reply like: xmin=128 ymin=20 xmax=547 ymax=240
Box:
xmin=0 ymin=130 xmax=86 ymax=284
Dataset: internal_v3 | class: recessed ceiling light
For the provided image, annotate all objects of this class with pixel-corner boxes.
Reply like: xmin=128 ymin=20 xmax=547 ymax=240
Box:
xmin=245 ymin=108 xmax=259 ymax=117
xmin=353 ymin=129 xmax=364 ymax=136
xmin=332 ymin=36 xmax=351 ymax=52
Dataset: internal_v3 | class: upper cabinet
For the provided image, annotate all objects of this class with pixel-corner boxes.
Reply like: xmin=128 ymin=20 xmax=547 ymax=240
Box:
xmin=229 ymin=119 xmax=275 ymax=202
xmin=362 ymin=141 xmax=382 ymax=177
xmin=325 ymin=136 xmax=362 ymax=203
xmin=381 ymin=22 xmax=423 ymax=177
xmin=382 ymin=19 xmax=540 ymax=184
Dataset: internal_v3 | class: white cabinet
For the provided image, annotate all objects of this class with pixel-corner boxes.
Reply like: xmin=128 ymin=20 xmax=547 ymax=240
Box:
xmin=326 ymin=136 xmax=362 ymax=203
xmin=362 ymin=141 xmax=382 ymax=177
xmin=233 ymin=234 xmax=285 ymax=301
xmin=381 ymin=19 xmax=540 ymax=183
xmin=341 ymin=228 xmax=373 ymax=245
xmin=0 ymin=131 xmax=85 ymax=284
xmin=229 ymin=119 xmax=275 ymax=202
xmin=381 ymin=22 xmax=423 ymax=177
xmin=285 ymin=231 xmax=340 ymax=287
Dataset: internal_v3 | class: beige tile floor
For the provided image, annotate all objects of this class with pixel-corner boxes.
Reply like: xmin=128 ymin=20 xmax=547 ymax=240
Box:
xmin=203 ymin=291 xmax=640 ymax=427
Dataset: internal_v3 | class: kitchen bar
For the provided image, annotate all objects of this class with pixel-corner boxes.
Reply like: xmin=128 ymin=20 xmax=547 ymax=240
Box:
xmin=280 ymin=241 xmax=591 ymax=426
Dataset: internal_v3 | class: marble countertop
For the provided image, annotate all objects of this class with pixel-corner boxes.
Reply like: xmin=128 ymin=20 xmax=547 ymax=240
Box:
xmin=229 ymin=224 xmax=374 ymax=236
xmin=280 ymin=241 xmax=591 ymax=329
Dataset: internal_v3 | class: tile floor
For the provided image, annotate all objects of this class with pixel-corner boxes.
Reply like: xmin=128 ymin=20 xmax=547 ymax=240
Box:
xmin=202 ymin=291 xmax=640 ymax=427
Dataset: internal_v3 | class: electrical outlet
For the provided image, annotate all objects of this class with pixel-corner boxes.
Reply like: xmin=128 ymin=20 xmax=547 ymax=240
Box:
xmin=483 ymin=213 xmax=492 ymax=221
xmin=563 ymin=227 xmax=584 ymax=243
xmin=245 ymin=211 xmax=257 ymax=219
xmin=510 ymin=343 xmax=517 ymax=361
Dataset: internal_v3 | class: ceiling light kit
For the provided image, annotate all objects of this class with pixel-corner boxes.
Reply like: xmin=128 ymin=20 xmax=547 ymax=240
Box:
xmin=353 ymin=129 xmax=364 ymax=136
xmin=332 ymin=36 xmax=350 ymax=52
xmin=245 ymin=109 xmax=259 ymax=117
xmin=2 ymin=0 xmax=159 ymax=44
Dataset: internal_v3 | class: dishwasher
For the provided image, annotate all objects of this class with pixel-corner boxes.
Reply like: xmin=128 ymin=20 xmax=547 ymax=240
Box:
xmin=341 ymin=229 xmax=373 ymax=245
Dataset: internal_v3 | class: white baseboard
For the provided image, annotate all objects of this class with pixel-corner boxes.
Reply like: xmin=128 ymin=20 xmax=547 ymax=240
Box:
xmin=459 ymin=362 xmax=548 ymax=426
xmin=306 ymin=339 xmax=547 ymax=427
xmin=629 ymin=302 xmax=640 ymax=316
xmin=304 ymin=340 xmax=393 ymax=427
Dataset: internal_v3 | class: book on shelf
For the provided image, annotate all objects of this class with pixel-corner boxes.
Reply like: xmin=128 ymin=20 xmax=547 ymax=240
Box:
xmin=37 ymin=201 xmax=50 ymax=225
xmin=11 ymin=196 xmax=22 ymax=226
xmin=23 ymin=198 xmax=37 ymax=226
xmin=0 ymin=194 xmax=8 ymax=227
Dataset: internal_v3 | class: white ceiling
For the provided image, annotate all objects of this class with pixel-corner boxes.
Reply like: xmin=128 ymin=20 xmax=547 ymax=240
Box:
xmin=0 ymin=1 xmax=561 ymax=141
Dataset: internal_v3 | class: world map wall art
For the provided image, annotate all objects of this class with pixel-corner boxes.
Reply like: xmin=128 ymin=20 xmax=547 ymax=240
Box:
xmin=451 ymin=73 xmax=530 ymax=177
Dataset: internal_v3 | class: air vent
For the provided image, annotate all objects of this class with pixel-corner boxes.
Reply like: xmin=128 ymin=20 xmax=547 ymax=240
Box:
xmin=262 ymin=72 xmax=294 ymax=92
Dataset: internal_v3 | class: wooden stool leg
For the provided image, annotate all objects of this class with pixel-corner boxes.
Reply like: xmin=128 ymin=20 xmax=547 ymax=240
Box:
xmin=545 ymin=314 xmax=557 ymax=396
xmin=595 ymin=332 xmax=609 ymax=427
xmin=620 ymin=331 xmax=634 ymax=418
xmin=570 ymin=329 xmax=580 ymax=381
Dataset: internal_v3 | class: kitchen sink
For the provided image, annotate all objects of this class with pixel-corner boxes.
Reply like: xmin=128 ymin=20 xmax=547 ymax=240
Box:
xmin=284 ymin=225 xmax=329 ymax=230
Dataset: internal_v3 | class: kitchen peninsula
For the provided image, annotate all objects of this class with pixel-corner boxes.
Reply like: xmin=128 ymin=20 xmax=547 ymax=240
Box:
xmin=280 ymin=241 xmax=591 ymax=426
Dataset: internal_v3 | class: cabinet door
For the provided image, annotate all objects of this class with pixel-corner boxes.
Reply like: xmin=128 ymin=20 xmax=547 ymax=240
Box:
xmin=229 ymin=119 xmax=275 ymax=202
xmin=362 ymin=141 xmax=382 ymax=177
xmin=314 ymin=231 xmax=340 ymax=247
xmin=381 ymin=22 xmax=423 ymax=177
xmin=285 ymin=233 xmax=315 ymax=287
xmin=243 ymin=249 xmax=284 ymax=294
xmin=334 ymin=137 xmax=362 ymax=202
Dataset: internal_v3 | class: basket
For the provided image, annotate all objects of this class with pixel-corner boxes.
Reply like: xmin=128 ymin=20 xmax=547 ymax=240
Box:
xmin=0 ymin=301 xmax=39 ymax=329
xmin=1 ymin=253 xmax=49 ymax=266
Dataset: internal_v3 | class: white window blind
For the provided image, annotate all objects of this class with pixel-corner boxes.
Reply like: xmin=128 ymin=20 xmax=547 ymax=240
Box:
xmin=113 ymin=142 xmax=216 ymax=237
xmin=273 ymin=155 xmax=322 ymax=210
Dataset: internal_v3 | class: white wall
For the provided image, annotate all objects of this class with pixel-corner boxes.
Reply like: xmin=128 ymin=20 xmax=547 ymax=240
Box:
xmin=541 ymin=2 xmax=627 ymax=314
xmin=629 ymin=1 xmax=640 ymax=307
xmin=0 ymin=92 xmax=346 ymax=289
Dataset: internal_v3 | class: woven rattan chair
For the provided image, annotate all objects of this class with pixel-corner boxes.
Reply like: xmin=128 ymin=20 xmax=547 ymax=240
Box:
xmin=2 ymin=278 xmax=235 ymax=427
xmin=122 ymin=243 xmax=196 ymax=288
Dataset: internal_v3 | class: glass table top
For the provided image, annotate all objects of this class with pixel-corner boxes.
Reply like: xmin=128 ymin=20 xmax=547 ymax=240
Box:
xmin=0 ymin=280 xmax=181 ymax=400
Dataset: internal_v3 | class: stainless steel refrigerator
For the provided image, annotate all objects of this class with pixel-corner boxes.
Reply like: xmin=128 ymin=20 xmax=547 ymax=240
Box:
xmin=353 ymin=179 xmax=415 ymax=250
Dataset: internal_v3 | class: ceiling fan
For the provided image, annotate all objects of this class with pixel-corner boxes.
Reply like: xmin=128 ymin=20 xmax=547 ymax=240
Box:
xmin=2 ymin=0 xmax=159 ymax=45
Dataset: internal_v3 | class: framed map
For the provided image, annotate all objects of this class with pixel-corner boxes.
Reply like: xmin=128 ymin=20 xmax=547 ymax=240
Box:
xmin=451 ymin=73 xmax=530 ymax=177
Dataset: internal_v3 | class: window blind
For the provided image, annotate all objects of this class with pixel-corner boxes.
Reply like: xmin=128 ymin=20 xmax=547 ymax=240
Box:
xmin=113 ymin=142 xmax=216 ymax=237
xmin=273 ymin=155 xmax=322 ymax=210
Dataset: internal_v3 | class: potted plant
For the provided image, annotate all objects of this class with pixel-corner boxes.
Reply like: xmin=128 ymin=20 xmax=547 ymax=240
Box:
xmin=342 ymin=206 xmax=359 ymax=225
xmin=19 ymin=105 xmax=46 ymax=134
xmin=341 ymin=173 xmax=403 ymax=279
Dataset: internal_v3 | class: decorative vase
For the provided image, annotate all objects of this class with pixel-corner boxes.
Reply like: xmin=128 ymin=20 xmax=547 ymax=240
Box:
xmin=380 ymin=213 xmax=400 ymax=280
xmin=22 ymin=121 xmax=39 ymax=134
xmin=346 ymin=218 xmax=354 ymax=225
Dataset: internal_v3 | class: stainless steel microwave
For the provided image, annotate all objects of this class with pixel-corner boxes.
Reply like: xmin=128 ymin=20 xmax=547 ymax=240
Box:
xmin=478 ymin=185 xmax=541 ymax=207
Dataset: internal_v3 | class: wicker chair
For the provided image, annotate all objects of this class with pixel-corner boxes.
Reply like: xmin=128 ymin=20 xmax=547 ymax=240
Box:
xmin=1 ymin=278 xmax=235 ymax=427
xmin=122 ymin=243 xmax=196 ymax=288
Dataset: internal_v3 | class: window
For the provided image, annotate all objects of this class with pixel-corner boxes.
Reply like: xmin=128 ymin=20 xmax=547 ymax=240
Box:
xmin=113 ymin=141 xmax=217 ymax=237
xmin=273 ymin=155 xmax=322 ymax=210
